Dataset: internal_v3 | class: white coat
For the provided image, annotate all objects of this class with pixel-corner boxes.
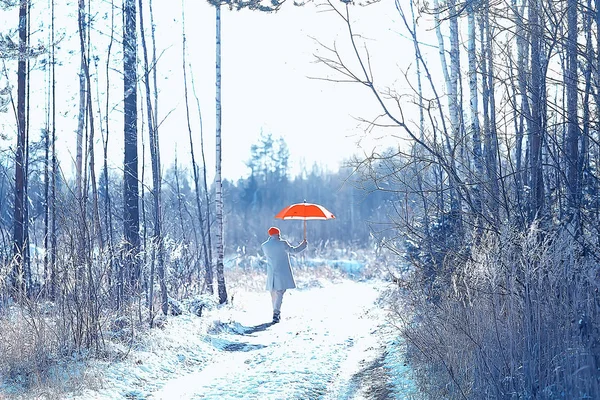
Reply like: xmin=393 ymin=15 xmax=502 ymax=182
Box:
xmin=261 ymin=235 xmax=307 ymax=291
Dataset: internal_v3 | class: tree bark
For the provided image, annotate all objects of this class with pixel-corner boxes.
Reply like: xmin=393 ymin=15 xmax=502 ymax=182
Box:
xmin=139 ymin=0 xmax=167 ymax=317
xmin=215 ymin=3 xmax=228 ymax=304
xmin=565 ymin=0 xmax=579 ymax=221
xmin=103 ymin=0 xmax=117 ymax=304
xmin=12 ymin=0 xmax=28 ymax=295
xmin=182 ymin=0 xmax=213 ymax=294
xmin=481 ymin=1 xmax=500 ymax=224
xmin=528 ymin=0 xmax=545 ymax=220
xmin=50 ymin=0 xmax=57 ymax=299
xmin=468 ymin=3 xmax=483 ymax=223
xmin=123 ymin=0 xmax=141 ymax=291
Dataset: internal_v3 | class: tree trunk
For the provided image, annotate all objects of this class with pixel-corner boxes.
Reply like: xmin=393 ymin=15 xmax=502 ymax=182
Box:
xmin=481 ymin=1 xmax=500 ymax=224
xmin=182 ymin=0 xmax=213 ymax=294
xmin=447 ymin=0 xmax=462 ymax=221
xmin=76 ymin=15 xmax=86 ymax=204
xmin=12 ymin=0 xmax=28 ymax=295
xmin=123 ymin=0 xmax=140 ymax=292
xmin=514 ymin=0 xmax=531 ymax=225
xmin=193 ymin=76 xmax=215 ymax=295
xmin=139 ymin=0 xmax=167 ymax=318
xmin=23 ymin=0 xmax=32 ymax=291
xmin=50 ymin=0 xmax=57 ymax=300
xmin=103 ymin=0 xmax=117 ymax=304
xmin=43 ymin=108 xmax=50 ymax=297
xmin=78 ymin=0 xmax=103 ymax=249
xmin=468 ymin=3 xmax=483 ymax=223
xmin=565 ymin=0 xmax=579 ymax=222
xmin=433 ymin=0 xmax=462 ymax=221
xmin=581 ymin=0 xmax=592 ymax=229
xmin=528 ymin=0 xmax=545 ymax=220
xmin=215 ymin=3 xmax=227 ymax=304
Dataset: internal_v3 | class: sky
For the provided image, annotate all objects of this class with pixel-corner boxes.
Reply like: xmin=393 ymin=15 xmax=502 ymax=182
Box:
xmin=0 ymin=0 xmax=421 ymax=182
xmin=155 ymin=0 xmax=409 ymax=181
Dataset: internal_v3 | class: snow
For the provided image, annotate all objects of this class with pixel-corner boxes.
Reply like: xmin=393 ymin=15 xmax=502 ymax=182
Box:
xmin=3 ymin=276 xmax=419 ymax=399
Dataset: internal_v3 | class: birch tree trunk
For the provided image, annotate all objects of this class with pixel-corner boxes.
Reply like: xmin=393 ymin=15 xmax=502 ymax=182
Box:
xmin=433 ymin=0 xmax=461 ymax=221
xmin=447 ymin=0 xmax=462 ymax=221
xmin=50 ymin=0 xmax=57 ymax=299
xmin=404 ymin=0 xmax=434 ymax=259
xmin=76 ymin=0 xmax=86 ymax=203
xmin=44 ymin=1 xmax=54 ymax=295
xmin=23 ymin=0 xmax=31 ymax=289
xmin=43 ymin=96 xmax=50 ymax=297
xmin=215 ymin=3 xmax=228 ymax=304
xmin=468 ymin=3 xmax=483 ymax=222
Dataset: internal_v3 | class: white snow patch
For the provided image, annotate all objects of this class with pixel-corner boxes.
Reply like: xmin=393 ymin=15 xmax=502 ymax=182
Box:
xmin=17 ymin=279 xmax=418 ymax=400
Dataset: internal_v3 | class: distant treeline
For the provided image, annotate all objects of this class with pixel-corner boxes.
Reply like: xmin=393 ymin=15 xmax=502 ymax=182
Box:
xmin=0 ymin=131 xmax=384 ymax=293
xmin=220 ymin=132 xmax=385 ymax=251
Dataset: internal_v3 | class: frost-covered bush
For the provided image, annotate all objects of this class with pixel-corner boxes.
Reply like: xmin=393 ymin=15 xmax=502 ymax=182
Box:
xmin=401 ymin=226 xmax=600 ymax=399
xmin=402 ymin=211 xmax=468 ymax=304
xmin=184 ymin=294 xmax=218 ymax=317
xmin=108 ymin=315 xmax=133 ymax=341
xmin=168 ymin=297 xmax=183 ymax=316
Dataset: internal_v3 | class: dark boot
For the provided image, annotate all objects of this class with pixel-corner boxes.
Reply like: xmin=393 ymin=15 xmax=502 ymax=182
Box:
xmin=272 ymin=311 xmax=280 ymax=323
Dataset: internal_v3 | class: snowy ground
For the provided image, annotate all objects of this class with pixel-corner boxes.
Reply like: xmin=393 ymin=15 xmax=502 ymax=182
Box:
xmin=3 ymin=277 xmax=420 ymax=399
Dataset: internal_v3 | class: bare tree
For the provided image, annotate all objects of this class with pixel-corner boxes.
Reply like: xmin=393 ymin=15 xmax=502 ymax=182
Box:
xmin=214 ymin=1 xmax=227 ymax=304
xmin=102 ymin=0 xmax=117 ymax=302
xmin=12 ymin=0 xmax=28 ymax=295
xmin=182 ymin=0 xmax=213 ymax=294
xmin=75 ymin=0 xmax=85 ymax=204
xmin=467 ymin=1 xmax=483 ymax=225
xmin=50 ymin=0 xmax=57 ymax=299
xmin=123 ymin=0 xmax=141 ymax=294
xmin=528 ymin=0 xmax=545 ymax=219
xmin=139 ymin=0 xmax=167 ymax=317
xmin=480 ymin=0 xmax=500 ymax=224
xmin=565 ymin=0 xmax=579 ymax=224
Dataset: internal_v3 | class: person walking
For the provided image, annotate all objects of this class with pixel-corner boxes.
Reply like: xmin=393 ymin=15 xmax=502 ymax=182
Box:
xmin=261 ymin=226 xmax=307 ymax=323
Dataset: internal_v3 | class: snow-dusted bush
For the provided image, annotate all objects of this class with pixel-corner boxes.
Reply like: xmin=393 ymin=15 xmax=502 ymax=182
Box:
xmin=0 ymin=300 xmax=94 ymax=396
xmin=184 ymin=294 xmax=218 ymax=317
xmin=167 ymin=297 xmax=183 ymax=316
xmin=400 ymin=226 xmax=600 ymax=398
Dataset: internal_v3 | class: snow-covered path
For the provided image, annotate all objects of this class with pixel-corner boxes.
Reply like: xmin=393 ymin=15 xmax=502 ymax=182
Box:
xmin=151 ymin=280 xmax=412 ymax=400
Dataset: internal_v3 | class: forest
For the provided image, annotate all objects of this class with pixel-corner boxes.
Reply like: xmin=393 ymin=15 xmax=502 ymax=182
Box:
xmin=1 ymin=0 xmax=600 ymax=398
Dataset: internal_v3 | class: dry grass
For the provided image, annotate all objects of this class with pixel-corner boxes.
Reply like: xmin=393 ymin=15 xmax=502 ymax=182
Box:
xmin=400 ymin=228 xmax=600 ymax=399
xmin=0 ymin=296 xmax=150 ymax=399
xmin=0 ymin=304 xmax=89 ymax=398
xmin=0 ymin=248 xmax=381 ymax=398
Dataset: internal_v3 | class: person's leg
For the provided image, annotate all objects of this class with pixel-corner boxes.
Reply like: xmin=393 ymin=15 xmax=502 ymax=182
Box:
xmin=271 ymin=289 xmax=286 ymax=322
xmin=270 ymin=290 xmax=278 ymax=312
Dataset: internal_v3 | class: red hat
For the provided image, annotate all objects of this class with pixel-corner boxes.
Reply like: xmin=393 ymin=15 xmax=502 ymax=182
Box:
xmin=268 ymin=227 xmax=280 ymax=236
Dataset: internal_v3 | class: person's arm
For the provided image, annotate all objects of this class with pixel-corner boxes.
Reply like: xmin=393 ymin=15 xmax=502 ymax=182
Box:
xmin=285 ymin=239 xmax=307 ymax=254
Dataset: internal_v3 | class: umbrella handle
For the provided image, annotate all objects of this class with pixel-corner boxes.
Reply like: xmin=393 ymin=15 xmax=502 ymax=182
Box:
xmin=304 ymin=219 xmax=306 ymax=241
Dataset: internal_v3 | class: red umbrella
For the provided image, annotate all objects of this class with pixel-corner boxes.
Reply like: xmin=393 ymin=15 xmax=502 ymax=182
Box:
xmin=275 ymin=201 xmax=335 ymax=240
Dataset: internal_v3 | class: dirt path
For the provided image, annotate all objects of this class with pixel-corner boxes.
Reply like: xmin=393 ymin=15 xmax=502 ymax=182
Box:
xmin=151 ymin=280 xmax=407 ymax=400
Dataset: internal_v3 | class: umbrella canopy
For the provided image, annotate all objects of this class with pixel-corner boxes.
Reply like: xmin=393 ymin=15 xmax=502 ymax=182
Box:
xmin=275 ymin=202 xmax=335 ymax=239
